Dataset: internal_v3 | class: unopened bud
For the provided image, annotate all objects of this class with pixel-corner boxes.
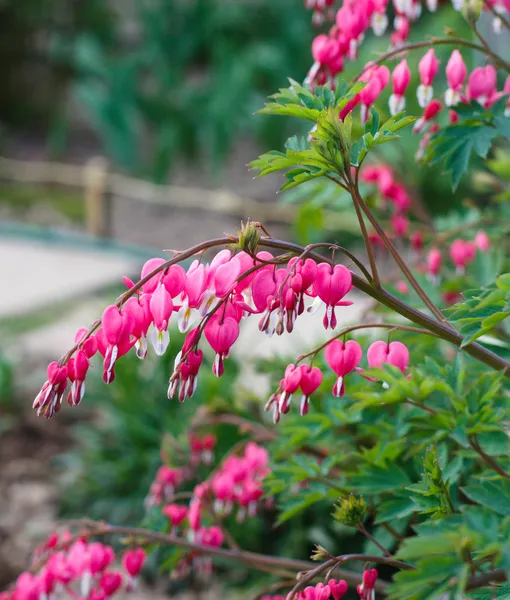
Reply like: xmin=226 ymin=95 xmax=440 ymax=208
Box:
xmin=462 ymin=0 xmax=483 ymax=23
xmin=236 ymin=219 xmax=262 ymax=255
xmin=333 ymin=495 xmax=367 ymax=527
xmin=311 ymin=544 xmax=331 ymax=561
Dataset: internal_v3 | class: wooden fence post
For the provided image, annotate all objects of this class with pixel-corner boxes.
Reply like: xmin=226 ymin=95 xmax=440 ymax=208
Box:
xmin=83 ymin=157 xmax=111 ymax=238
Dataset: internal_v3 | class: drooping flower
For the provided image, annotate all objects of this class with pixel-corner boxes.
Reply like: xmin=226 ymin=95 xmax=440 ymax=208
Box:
xmin=149 ymin=283 xmax=173 ymax=356
xmin=122 ymin=549 xmax=146 ymax=578
xmin=298 ymin=364 xmax=323 ymax=416
xmin=389 ymin=59 xmax=411 ymax=115
xmin=427 ymin=248 xmax=442 ymax=281
xmin=449 ymin=239 xmax=476 ymax=273
xmin=417 ymin=49 xmax=439 ymax=107
xmin=204 ymin=315 xmax=240 ymax=377
xmin=313 ymin=263 xmax=353 ymax=329
xmin=328 ymin=579 xmax=349 ymax=600
xmin=413 ymin=99 xmax=442 ymax=133
xmin=162 ymin=504 xmax=188 ymax=527
xmin=325 ymin=340 xmax=363 ymax=397
xmin=474 ymin=230 xmax=490 ymax=252
xmin=445 ymin=50 xmax=467 ymax=106
xmin=467 ymin=65 xmax=498 ymax=107
xmin=367 ymin=341 xmax=409 ymax=378
xmin=278 ymin=363 xmax=303 ymax=414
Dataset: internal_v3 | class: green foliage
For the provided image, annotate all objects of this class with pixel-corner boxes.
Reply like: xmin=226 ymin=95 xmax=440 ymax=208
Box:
xmin=250 ymin=80 xmax=416 ymax=191
xmin=425 ymin=97 xmax=510 ymax=191
xmin=445 ymin=273 xmax=510 ymax=346
xmin=462 ymin=480 xmax=510 ymax=517
xmin=58 ymin=342 xmax=239 ymax=524
xmin=406 ymin=447 xmax=454 ymax=520
xmin=333 ymin=495 xmax=367 ymax=527
xmin=260 ymin=323 xmax=509 ymax=595
xmin=47 ymin=0 xmax=313 ymax=178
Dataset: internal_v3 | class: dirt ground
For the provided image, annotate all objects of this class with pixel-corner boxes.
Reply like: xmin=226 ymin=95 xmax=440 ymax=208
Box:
xmin=0 ymin=410 xmax=67 ymax=586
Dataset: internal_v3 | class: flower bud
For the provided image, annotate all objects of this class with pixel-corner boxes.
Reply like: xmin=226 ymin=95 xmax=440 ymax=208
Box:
xmin=333 ymin=495 xmax=367 ymax=527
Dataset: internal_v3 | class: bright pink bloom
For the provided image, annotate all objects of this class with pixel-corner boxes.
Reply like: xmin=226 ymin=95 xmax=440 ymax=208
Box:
xmin=75 ymin=327 xmax=98 ymax=358
xmin=101 ymin=305 xmax=132 ymax=347
xmin=367 ymin=341 xmax=409 ymax=373
xmin=89 ymin=542 xmax=115 ymax=575
xmin=279 ymin=364 xmax=303 ymax=414
xmin=199 ymin=526 xmax=225 ymax=548
xmin=357 ymin=569 xmax=378 ymax=599
xmin=413 ymin=99 xmax=442 ymax=133
xmin=124 ymin=294 xmax=152 ymax=359
xmin=204 ymin=315 xmax=240 ymax=377
xmin=410 ymin=231 xmax=423 ymax=251
xmin=162 ymin=504 xmax=188 ymax=527
xmin=140 ymin=257 xmax=165 ymax=293
xmin=389 ymin=59 xmax=411 ymax=115
xmin=33 ymin=361 xmax=68 ymax=418
xmin=122 ymin=549 xmax=146 ymax=577
xmin=419 ymin=49 xmax=439 ymax=85
xmin=66 ymin=349 xmax=89 ymax=406
xmin=443 ymin=290 xmax=462 ymax=305
xmin=298 ymin=364 xmax=323 ymax=416
xmin=325 ymin=340 xmax=362 ymax=397
xmin=146 ymin=465 xmax=183 ymax=506
xmin=417 ymin=49 xmax=439 ymax=107
xmin=188 ymin=499 xmax=202 ymax=531
xmin=149 ymin=283 xmax=173 ymax=356
xmin=361 ymin=164 xmax=388 ymax=184
xmin=396 ymin=280 xmax=409 ymax=294
xmin=427 ymin=248 xmax=442 ymax=277
xmin=100 ymin=571 xmax=123 ymax=596
xmin=163 ymin=265 xmax=186 ymax=298
xmin=467 ymin=65 xmax=497 ymax=107
xmin=450 ymin=239 xmax=476 ymax=271
xmin=391 ymin=213 xmax=409 ymax=238
xmin=177 ymin=261 xmax=208 ymax=332
xmin=474 ymin=230 xmax=490 ymax=252
xmin=314 ymin=583 xmax=332 ymax=600
xmin=314 ymin=263 xmax=353 ymax=329
xmin=359 ymin=65 xmax=390 ymax=123
xmin=99 ymin=305 xmax=134 ymax=384
xmin=445 ymin=50 xmax=467 ymax=106
xmin=328 ymin=579 xmax=349 ymax=600
xmin=312 ymin=35 xmax=340 ymax=66
xmin=336 ymin=6 xmax=368 ymax=59
xmin=339 ymin=95 xmax=361 ymax=121
xmin=391 ymin=15 xmax=410 ymax=47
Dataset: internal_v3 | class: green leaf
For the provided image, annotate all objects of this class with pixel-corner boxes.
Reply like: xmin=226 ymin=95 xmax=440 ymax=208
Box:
xmin=470 ymin=583 xmax=510 ymax=599
xmin=376 ymin=497 xmax=416 ymax=524
xmin=445 ymin=274 xmax=510 ymax=346
xmin=494 ymin=115 xmax=510 ymax=140
xmin=257 ymin=102 xmax=321 ymax=121
xmin=379 ymin=112 xmax=418 ymax=133
xmin=426 ymin=124 xmax=499 ymax=190
xmin=461 ymin=480 xmax=510 ymax=516
xmin=277 ymin=490 xmax=328 ymax=525
xmin=348 ymin=464 xmax=411 ymax=494
xmin=407 ymin=447 xmax=454 ymax=519
xmin=285 ymin=135 xmax=309 ymax=151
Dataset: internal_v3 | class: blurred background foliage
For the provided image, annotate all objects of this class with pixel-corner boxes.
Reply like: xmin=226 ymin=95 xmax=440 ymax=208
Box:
xmin=0 ymin=0 xmax=313 ymax=181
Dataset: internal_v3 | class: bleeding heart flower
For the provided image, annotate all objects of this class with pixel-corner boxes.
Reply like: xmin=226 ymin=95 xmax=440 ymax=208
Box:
xmin=367 ymin=341 xmax=409 ymax=373
xmin=325 ymin=340 xmax=362 ymax=397
xmin=314 ymin=264 xmax=353 ymax=329
xmin=204 ymin=315 xmax=240 ymax=376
